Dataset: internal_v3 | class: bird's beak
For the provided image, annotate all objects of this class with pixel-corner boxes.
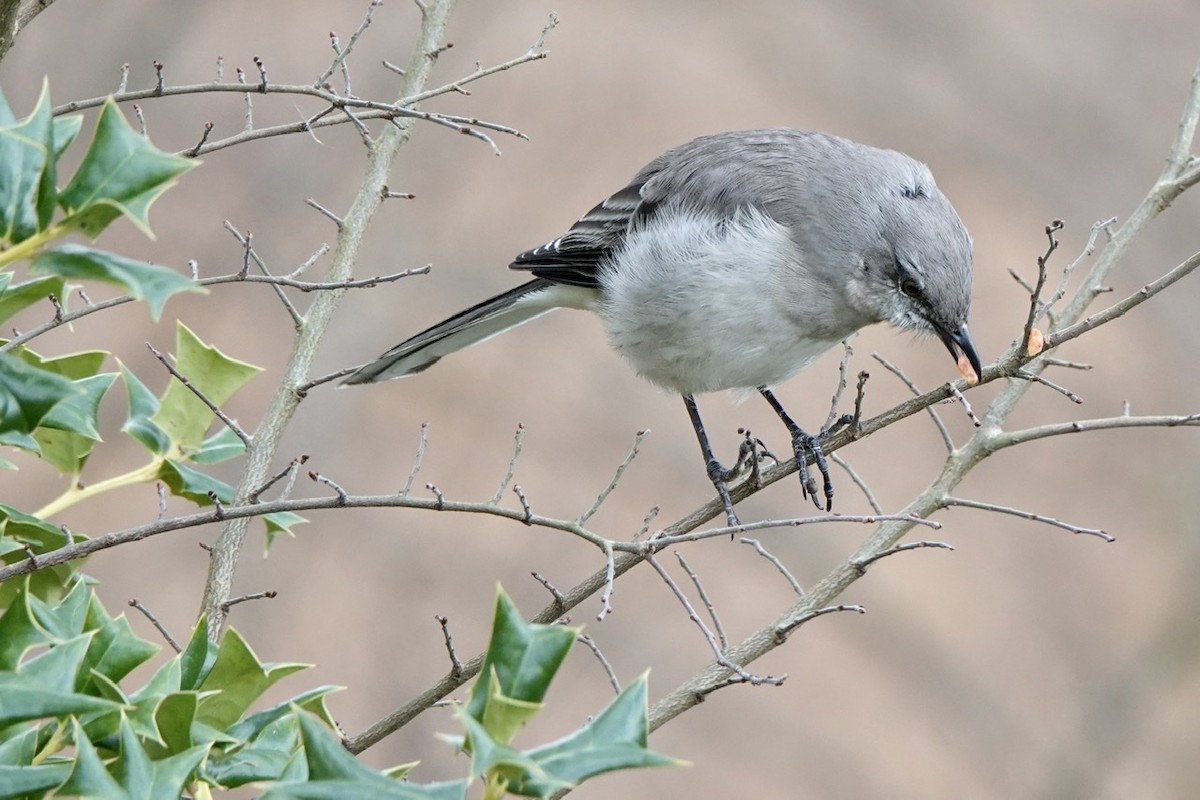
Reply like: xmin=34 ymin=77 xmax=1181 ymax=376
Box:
xmin=938 ymin=323 xmax=983 ymax=385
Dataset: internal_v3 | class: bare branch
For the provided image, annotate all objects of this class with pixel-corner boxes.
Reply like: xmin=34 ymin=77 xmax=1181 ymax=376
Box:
xmin=740 ymin=537 xmax=805 ymax=597
xmin=942 ymin=496 xmax=1115 ymax=542
xmin=577 ymin=429 xmax=649 ymax=525
xmin=490 ymin=423 xmax=526 ymax=504
xmin=401 ymin=422 xmax=432 ymax=497
xmin=872 ymin=353 xmax=954 ymax=453
xmin=645 ymin=552 xmax=785 ymax=687
xmin=316 ymin=0 xmax=383 ymax=90
xmin=219 ymin=590 xmax=278 ymax=613
xmin=435 ymin=615 xmax=463 ymax=678
xmin=676 ymin=552 xmax=728 ymax=650
xmin=146 ymin=342 xmax=253 ymax=447
xmin=852 ymin=540 xmax=955 ymax=572
xmin=129 ymin=599 xmax=183 ymax=653
xmin=577 ymin=634 xmax=621 ymax=694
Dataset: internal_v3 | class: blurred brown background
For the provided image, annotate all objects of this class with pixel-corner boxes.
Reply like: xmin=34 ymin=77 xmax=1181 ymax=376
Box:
xmin=4 ymin=1 xmax=1200 ymax=797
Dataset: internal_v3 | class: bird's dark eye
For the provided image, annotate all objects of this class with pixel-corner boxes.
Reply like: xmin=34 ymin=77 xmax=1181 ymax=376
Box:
xmin=899 ymin=277 xmax=921 ymax=298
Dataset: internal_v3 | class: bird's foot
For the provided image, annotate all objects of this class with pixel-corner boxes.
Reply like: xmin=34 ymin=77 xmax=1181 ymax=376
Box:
xmin=791 ymin=427 xmax=834 ymax=512
xmin=704 ymin=429 xmax=777 ymax=529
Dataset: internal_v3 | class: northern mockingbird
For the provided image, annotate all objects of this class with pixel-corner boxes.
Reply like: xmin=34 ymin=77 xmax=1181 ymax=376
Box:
xmin=345 ymin=129 xmax=981 ymax=526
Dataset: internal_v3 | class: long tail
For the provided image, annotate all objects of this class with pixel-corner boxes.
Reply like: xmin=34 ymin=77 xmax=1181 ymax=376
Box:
xmin=343 ymin=278 xmax=587 ymax=384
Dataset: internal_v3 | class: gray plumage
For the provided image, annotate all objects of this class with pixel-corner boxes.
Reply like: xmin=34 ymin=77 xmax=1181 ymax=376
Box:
xmin=345 ymin=129 xmax=981 ymax=524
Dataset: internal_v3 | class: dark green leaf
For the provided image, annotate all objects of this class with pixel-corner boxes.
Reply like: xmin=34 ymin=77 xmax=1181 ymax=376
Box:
xmin=53 ymin=114 xmax=84 ymax=161
xmin=0 ymin=80 xmax=55 ymax=244
xmin=517 ymin=675 xmax=680 ymax=793
xmin=190 ymin=425 xmax=247 ymax=464
xmin=0 ymin=509 xmax=79 ymax=607
xmin=466 ymin=588 xmax=578 ymax=743
xmin=179 ymin=615 xmax=218 ymax=691
xmin=0 ymin=352 xmax=79 ymax=436
xmin=32 ymin=243 xmax=202 ymax=321
xmin=82 ymin=595 xmax=161 ymax=689
xmin=257 ymin=711 xmax=468 ymax=799
xmin=58 ymin=97 xmax=195 ymax=238
xmin=0 ymin=274 xmax=67 ymax=326
xmin=119 ymin=362 xmax=170 ymax=455
xmin=0 ymin=582 xmax=50 ymax=671
xmin=54 ymin=719 xmax=126 ymax=797
xmin=156 ymin=457 xmax=233 ymax=504
xmin=195 ymin=628 xmax=308 ymax=731
xmin=0 ymin=763 xmax=72 ymax=797
xmin=0 ymin=673 xmax=122 ymax=728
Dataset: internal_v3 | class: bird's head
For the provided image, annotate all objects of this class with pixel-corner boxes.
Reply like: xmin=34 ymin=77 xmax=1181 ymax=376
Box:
xmin=854 ymin=173 xmax=981 ymax=384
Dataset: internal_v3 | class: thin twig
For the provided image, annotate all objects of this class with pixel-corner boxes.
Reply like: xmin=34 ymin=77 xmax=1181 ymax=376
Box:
xmin=644 ymin=552 xmax=785 ymax=686
xmin=873 ymin=352 xmax=953 ymax=452
xmin=219 ymin=590 xmax=278 ymax=612
xmin=853 ymin=541 xmax=955 ymax=572
xmin=577 ymin=634 xmax=621 ymax=694
xmin=490 ymin=424 xmax=525 ymax=504
xmin=647 ymin=513 xmax=942 ymax=552
xmin=317 ymin=0 xmax=383 ymax=90
xmin=597 ymin=541 xmax=616 ymax=621
xmin=530 ymin=572 xmax=567 ymax=616
xmin=1013 ymin=369 xmax=1083 ymax=404
xmin=775 ymin=604 xmax=866 ymax=639
xmin=943 ymin=496 xmax=1115 ymax=542
xmin=402 ymin=422 xmax=432 ymax=497
xmin=823 ymin=339 xmax=855 ymax=430
xmin=740 ymin=538 xmax=804 ymax=597
xmin=146 ymin=342 xmax=253 ymax=447
xmin=946 ymin=383 xmax=982 ymax=426
xmin=129 ymin=599 xmax=182 ymax=653
xmin=248 ymin=454 xmax=309 ymax=503
xmin=309 ymin=471 xmax=349 ymax=505
xmin=675 ymin=553 xmax=728 ymax=650
xmin=578 ymin=429 xmax=649 ymax=525
xmin=829 ymin=454 xmax=883 ymax=514
xmin=435 ymin=615 xmax=463 ymax=678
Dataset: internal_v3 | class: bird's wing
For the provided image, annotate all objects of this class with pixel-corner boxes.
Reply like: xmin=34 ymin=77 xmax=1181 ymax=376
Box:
xmin=508 ymin=182 xmax=656 ymax=288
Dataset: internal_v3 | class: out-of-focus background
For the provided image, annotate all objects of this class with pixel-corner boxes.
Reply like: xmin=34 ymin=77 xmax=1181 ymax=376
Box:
xmin=4 ymin=2 xmax=1199 ymax=797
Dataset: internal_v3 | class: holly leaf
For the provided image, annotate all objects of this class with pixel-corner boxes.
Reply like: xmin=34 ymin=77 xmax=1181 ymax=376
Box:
xmin=58 ymin=97 xmax=195 ymax=239
xmin=32 ymin=243 xmax=202 ymax=321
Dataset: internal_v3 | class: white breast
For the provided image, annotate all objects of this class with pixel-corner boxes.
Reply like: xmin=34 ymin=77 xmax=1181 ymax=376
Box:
xmin=596 ymin=207 xmax=845 ymax=394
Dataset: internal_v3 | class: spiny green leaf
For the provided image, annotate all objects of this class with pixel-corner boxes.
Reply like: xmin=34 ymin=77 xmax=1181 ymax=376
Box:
xmin=179 ymin=615 xmax=218 ymax=691
xmin=32 ymin=373 xmax=116 ymax=475
xmin=0 ymin=763 xmax=72 ymax=796
xmin=0 ymin=673 xmax=123 ymax=728
xmin=0 ymin=351 xmax=79 ymax=436
xmin=0 ymin=80 xmax=56 ymax=244
xmin=17 ymin=633 xmax=92 ymax=693
xmin=119 ymin=361 xmax=170 ymax=455
xmin=81 ymin=597 xmax=161 ymax=690
xmin=0 ymin=506 xmax=79 ymax=607
xmin=190 ymin=425 xmax=247 ymax=464
xmin=465 ymin=587 xmax=579 ymax=742
xmin=151 ymin=322 xmax=260 ymax=450
xmin=517 ymin=675 xmax=680 ymax=792
xmin=458 ymin=712 xmax=570 ymax=798
xmin=0 ymin=581 xmax=50 ymax=670
xmin=255 ymin=710 xmax=469 ymax=799
xmin=55 ymin=718 xmax=126 ymax=797
xmin=31 ymin=243 xmax=202 ymax=321
xmin=156 ymin=457 xmax=232 ymax=504
xmin=195 ymin=628 xmax=308 ymax=731
xmin=0 ymin=274 xmax=67 ymax=326
xmin=58 ymin=97 xmax=195 ymax=239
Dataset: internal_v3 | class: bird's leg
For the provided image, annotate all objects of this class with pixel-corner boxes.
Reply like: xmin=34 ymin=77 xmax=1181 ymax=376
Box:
xmin=757 ymin=387 xmax=835 ymax=511
xmin=683 ymin=394 xmax=742 ymax=527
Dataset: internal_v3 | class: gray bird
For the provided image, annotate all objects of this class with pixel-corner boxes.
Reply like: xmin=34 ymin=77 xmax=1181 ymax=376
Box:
xmin=345 ymin=129 xmax=981 ymax=526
